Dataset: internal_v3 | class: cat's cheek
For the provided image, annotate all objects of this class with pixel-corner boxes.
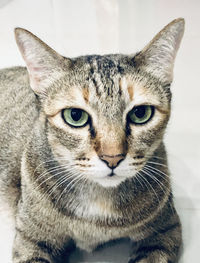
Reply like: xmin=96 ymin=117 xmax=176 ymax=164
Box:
xmin=87 ymin=157 xmax=110 ymax=177
xmin=48 ymin=135 xmax=74 ymax=162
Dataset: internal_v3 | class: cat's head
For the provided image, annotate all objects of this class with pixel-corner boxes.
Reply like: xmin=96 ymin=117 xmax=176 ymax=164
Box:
xmin=15 ymin=18 xmax=184 ymax=188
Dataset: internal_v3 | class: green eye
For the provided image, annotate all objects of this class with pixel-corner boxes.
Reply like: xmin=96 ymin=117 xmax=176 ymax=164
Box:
xmin=62 ymin=108 xmax=89 ymax=127
xmin=128 ymin=105 xmax=154 ymax=124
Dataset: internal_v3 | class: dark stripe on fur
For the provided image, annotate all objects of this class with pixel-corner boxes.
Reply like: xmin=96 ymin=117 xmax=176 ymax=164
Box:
xmin=91 ymin=77 xmax=101 ymax=97
xmin=128 ymin=254 xmax=147 ymax=263
xmin=16 ymin=227 xmax=32 ymax=243
xmin=21 ymin=258 xmax=50 ymax=263
xmin=16 ymin=228 xmax=56 ymax=257
xmin=136 ymin=245 xmax=167 ymax=254
xmin=37 ymin=241 xmax=53 ymax=255
xmin=158 ymin=222 xmax=180 ymax=235
xmin=129 ymin=246 xmax=167 ymax=263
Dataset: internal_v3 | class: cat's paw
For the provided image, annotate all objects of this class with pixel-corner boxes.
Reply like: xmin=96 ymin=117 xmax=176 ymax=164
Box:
xmin=128 ymin=252 xmax=168 ymax=263
xmin=128 ymin=258 xmax=147 ymax=263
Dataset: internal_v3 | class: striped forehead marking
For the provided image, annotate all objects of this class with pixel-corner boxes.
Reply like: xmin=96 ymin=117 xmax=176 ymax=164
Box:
xmin=87 ymin=56 xmax=121 ymax=98
xmin=127 ymin=84 xmax=134 ymax=101
xmin=82 ymin=86 xmax=89 ymax=103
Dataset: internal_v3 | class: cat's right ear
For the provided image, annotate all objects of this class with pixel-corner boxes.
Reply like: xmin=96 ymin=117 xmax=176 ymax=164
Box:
xmin=15 ymin=28 xmax=70 ymax=97
xmin=133 ymin=18 xmax=185 ymax=85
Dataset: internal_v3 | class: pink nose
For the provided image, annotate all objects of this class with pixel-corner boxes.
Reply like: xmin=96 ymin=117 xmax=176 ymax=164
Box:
xmin=100 ymin=154 xmax=125 ymax=169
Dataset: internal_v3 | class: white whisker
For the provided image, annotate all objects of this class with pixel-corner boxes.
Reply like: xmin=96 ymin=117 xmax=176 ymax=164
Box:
xmin=37 ymin=169 xmax=78 ymax=202
xmin=34 ymin=168 xmax=67 ymax=191
xmin=142 ymin=167 xmax=169 ymax=194
xmin=55 ymin=173 xmax=84 ymax=206
xmin=145 ymin=164 xmax=170 ymax=178
xmin=144 ymin=165 xmax=169 ymax=181
xmin=35 ymin=165 xmax=67 ymax=182
xmin=33 ymin=157 xmax=73 ymax=175
xmin=47 ymin=170 xmax=78 ymax=198
xmin=138 ymin=170 xmax=160 ymax=204
xmin=135 ymin=173 xmax=145 ymax=189
xmin=146 ymin=161 xmax=167 ymax=168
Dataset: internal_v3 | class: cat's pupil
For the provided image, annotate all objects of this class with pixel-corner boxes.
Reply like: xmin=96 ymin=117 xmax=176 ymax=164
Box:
xmin=134 ymin=106 xmax=145 ymax=118
xmin=71 ymin=109 xmax=82 ymax=121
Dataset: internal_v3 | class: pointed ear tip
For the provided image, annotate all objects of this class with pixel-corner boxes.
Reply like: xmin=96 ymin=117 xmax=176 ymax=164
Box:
xmin=14 ymin=27 xmax=24 ymax=35
xmin=172 ymin=17 xmax=185 ymax=29
xmin=14 ymin=28 xmax=33 ymax=39
xmin=14 ymin=28 xmax=27 ymax=41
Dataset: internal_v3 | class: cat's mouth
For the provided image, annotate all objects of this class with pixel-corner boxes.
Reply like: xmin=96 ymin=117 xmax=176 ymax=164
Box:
xmin=107 ymin=170 xmax=116 ymax=177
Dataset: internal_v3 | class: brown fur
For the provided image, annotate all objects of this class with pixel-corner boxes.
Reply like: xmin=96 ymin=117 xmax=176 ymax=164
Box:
xmin=0 ymin=18 xmax=185 ymax=263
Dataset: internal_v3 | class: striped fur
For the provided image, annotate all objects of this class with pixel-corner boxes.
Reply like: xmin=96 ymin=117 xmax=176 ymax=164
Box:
xmin=0 ymin=18 xmax=184 ymax=262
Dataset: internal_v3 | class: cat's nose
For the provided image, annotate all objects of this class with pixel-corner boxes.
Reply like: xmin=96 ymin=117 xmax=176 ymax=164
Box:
xmin=100 ymin=154 xmax=125 ymax=169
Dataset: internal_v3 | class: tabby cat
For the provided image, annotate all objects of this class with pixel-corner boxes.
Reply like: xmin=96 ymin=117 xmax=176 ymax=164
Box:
xmin=0 ymin=18 xmax=184 ymax=263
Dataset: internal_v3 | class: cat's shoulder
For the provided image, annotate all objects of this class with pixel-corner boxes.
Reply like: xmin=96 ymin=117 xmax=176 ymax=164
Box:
xmin=0 ymin=66 xmax=28 ymax=85
xmin=0 ymin=66 xmax=27 ymax=75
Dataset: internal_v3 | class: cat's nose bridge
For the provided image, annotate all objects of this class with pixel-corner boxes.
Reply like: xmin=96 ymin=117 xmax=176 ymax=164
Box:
xmin=97 ymin=137 xmax=127 ymax=169
xmin=94 ymin=123 xmax=127 ymax=168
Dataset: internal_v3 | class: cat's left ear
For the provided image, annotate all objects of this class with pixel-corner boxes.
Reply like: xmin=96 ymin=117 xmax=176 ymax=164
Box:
xmin=134 ymin=18 xmax=185 ymax=85
xmin=15 ymin=28 xmax=70 ymax=97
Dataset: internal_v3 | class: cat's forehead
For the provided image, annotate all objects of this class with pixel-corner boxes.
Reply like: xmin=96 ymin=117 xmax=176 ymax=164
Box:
xmin=45 ymin=54 xmax=169 ymax=118
xmin=72 ymin=54 xmax=141 ymax=103
xmin=81 ymin=55 xmax=128 ymax=117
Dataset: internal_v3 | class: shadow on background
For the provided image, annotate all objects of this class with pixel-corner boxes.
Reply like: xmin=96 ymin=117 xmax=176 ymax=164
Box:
xmin=68 ymin=238 xmax=131 ymax=263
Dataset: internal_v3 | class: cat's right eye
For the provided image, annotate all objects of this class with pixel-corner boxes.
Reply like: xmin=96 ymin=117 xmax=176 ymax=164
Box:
xmin=62 ymin=108 xmax=89 ymax=127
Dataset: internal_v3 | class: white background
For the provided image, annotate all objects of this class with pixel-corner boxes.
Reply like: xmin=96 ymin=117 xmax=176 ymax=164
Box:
xmin=0 ymin=0 xmax=199 ymax=262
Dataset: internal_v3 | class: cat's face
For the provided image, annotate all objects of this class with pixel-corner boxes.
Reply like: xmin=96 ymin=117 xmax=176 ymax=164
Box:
xmin=42 ymin=55 xmax=171 ymax=187
xmin=15 ymin=18 xmax=184 ymax=187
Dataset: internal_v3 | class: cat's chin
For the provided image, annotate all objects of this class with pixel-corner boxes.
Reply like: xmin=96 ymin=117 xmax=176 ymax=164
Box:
xmin=92 ymin=175 xmax=128 ymax=188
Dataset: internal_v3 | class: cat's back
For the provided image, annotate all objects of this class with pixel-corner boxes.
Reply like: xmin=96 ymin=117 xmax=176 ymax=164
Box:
xmin=0 ymin=67 xmax=38 ymax=182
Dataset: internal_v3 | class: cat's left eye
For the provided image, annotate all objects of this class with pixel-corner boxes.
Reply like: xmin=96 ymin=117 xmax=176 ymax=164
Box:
xmin=62 ymin=108 xmax=89 ymax=127
xmin=128 ymin=105 xmax=154 ymax=125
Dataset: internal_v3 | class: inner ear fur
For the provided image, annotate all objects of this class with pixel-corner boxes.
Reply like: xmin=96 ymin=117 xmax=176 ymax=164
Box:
xmin=134 ymin=18 xmax=185 ymax=84
xmin=15 ymin=28 xmax=71 ymax=97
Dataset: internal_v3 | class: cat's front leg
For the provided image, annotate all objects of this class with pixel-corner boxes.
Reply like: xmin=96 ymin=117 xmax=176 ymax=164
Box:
xmin=12 ymin=227 xmax=73 ymax=263
xmin=128 ymin=249 xmax=171 ymax=263
xmin=12 ymin=228 xmax=55 ymax=263
xmin=128 ymin=212 xmax=182 ymax=263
